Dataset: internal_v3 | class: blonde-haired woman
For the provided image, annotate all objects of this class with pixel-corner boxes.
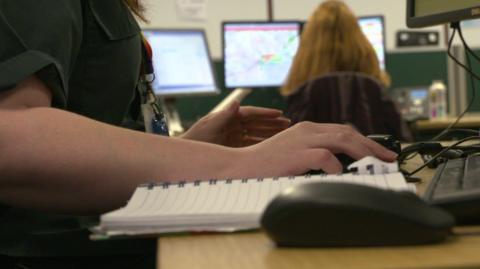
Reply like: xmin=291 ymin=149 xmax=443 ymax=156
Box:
xmin=282 ymin=0 xmax=412 ymax=141
xmin=281 ymin=0 xmax=390 ymax=96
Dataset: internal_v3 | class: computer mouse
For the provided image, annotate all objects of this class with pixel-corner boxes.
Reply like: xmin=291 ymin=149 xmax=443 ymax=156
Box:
xmin=309 ymin=134 xmax=401 ymax=174
xmin=260 ymin=182 xmax=455 ymax=247
xmin=307 ymin=154 xmax=354 ymax=174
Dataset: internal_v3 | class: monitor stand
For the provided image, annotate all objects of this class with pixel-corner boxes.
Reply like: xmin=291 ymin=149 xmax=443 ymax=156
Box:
xmin=159 ymin=97 xmax=185 ymax=136
xmin=210 ymin=88 xmax=253 ymax=114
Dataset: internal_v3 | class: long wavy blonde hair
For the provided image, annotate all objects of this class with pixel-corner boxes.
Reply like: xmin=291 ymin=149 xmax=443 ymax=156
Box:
xmin=281 ymin=0 xmax=390 ymax=96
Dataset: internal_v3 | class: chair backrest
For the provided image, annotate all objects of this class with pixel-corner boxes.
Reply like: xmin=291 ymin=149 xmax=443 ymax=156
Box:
xmin=285 ymin=72 xmax=413 ymax=141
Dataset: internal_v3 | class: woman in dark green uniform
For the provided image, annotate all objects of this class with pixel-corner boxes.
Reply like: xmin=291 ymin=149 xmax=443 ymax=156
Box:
xmin=0 ymin=1 xmax=166 ymax=267
xmin=0 ymin=0 xmax=397 ymax=268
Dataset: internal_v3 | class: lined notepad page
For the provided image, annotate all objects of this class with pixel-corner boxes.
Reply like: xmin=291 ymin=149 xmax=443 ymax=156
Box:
xmin=99 ymin=173 xmax=413 ymax=236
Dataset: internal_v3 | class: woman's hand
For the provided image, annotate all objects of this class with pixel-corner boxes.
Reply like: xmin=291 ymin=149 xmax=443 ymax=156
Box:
xmin=181 ymin=101 xmax=291 ymax=147
xmin=240 ymin=122 xmax=398 ymax=177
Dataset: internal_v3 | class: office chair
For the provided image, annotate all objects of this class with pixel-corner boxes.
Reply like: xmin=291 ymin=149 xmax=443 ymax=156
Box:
xmin=285 ymin=72 xmax=413 ymax=142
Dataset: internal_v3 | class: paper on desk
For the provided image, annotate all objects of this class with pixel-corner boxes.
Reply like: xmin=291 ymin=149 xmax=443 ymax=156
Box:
xmin=92 ymin=172 xmax=412 ymax=239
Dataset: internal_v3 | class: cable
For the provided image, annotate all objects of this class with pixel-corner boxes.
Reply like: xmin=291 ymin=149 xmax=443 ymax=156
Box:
xmin=403 ymin=131 xmax=475 ymax=162
xmin=457 ymin=23 xmax=477 ymax=127
xmin=403 ymin=23 xmax=480 ymax=176
xmin=398 ymin=28 xmax=465 ymax=162
xmin=445 ymin=24 xmax=480 ymax=81
xmin=406 ymin=136 xmax=480 ymax=176
xmin=401 ymin=22 xmax=479 ymax=149
xmin=431 ymin=23 xmax=478 ymax=141
xmin=433 ymin=128 xmax=479 ymax=140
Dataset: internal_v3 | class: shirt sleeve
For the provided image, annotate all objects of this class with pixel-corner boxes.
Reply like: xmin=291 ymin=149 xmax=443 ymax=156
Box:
xmin=0 ymin=1 xmax=84 ymax=108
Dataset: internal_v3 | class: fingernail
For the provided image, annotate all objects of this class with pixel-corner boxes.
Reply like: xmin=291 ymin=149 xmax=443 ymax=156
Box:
xmin=386 ymin=150 xmax=398 ymax=160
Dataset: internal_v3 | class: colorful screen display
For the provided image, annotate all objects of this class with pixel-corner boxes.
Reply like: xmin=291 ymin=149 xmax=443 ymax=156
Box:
xmin=223 ymin=22 xmax=301 ymax=88
xmin=143 ymin=29 xmax=218 ymax=96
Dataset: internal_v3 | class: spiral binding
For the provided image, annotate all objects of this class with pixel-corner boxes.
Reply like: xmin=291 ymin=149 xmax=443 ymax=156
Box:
xmin=141 ymin=176 xmax=308 ymax=189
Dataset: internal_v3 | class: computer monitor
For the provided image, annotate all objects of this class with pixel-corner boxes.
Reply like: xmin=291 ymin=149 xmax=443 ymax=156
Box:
xmin=407 ymin=0 xmax=480 ymax=28
xmin=391 ymin=86 xmax=430 ymax=121
xmin=142 ymin=29 xmax=219 ymax=97
xmin=358 ymin=16 xmax=387 ymax=70
xmin=222 ymin=21 xmax=302 ymax=89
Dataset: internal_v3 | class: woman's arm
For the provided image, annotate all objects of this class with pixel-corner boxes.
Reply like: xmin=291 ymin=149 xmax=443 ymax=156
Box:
xmin=0 ymin=76 xmax=396 ymax=215
xmin=0 ymin=76 xmax=246 ymax=214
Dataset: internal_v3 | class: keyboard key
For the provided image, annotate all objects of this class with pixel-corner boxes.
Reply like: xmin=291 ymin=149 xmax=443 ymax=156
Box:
xmin=462 ymin=154 xmax=480 ymax=189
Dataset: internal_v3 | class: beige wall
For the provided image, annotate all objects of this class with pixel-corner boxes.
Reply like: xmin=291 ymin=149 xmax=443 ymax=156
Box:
xmin=141 ymin=0 xmax=267 ymax=59
xmin=274 ymin=0 xmax=446 ymax=51
xmin=141 ymin=0 xmax=480 ymax=58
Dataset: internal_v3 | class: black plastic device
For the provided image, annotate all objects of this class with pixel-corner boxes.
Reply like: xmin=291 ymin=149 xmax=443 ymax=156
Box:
xmin=424 ymin=153 xmax=480 ymax=224
xmin=261 ymin=182 xmax=455 ymax=247
xmin=407 ymin=0 xmax=480 ymax=28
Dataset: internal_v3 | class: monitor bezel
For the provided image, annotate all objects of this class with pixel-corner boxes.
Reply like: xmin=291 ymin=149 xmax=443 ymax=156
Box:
xmin=221 ymin=20 xmax=302 ymax=90
xmin=407 ymin=0 xmax=480 ymax=28
xmin=141 ymin=28 xmax=220 ymax=98
xmin=357 ymin=15 xmax=387 ymax=70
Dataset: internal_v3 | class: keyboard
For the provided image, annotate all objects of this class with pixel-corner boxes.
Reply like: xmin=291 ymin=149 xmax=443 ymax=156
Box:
xmin=423 ymin=153 xmax=480 ymax=224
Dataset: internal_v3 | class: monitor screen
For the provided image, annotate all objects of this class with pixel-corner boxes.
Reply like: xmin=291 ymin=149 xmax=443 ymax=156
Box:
xmin=358 ymin=16 xmax=386 ymax=70
xmin=223 ymin=21 xmax=301 ymax=89
xmin=415 ymin=0 xmax=479 ymax=17
xmin=142 ymin=29 xmax=218 ymax=97
xmin=391 ymin=86 xmax=429 ymax=120
xmin=407 ymin=0 xmax=480 ymax=28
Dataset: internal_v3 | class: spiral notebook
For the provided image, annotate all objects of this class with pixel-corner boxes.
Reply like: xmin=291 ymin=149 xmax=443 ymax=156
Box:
xmin=92 ymin=172 xmax=414 ymax=238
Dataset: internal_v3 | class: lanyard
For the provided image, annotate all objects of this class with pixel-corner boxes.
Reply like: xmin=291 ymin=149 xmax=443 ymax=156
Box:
xmin=140 ymin=35 xmax=169 ymax=136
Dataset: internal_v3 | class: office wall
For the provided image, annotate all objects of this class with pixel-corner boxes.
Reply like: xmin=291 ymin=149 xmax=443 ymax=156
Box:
xmin=139 ymin=0 xmax=480 ymax=124
xmin=141 ymin=0 xmax=267 ymax=59
xmin=142 ymin=0 xmax=480 ymax=56
xmin=274 ymin=0 xmax=447 ymax=51
xmin=142 ymin=0 xmax=480 ymax=55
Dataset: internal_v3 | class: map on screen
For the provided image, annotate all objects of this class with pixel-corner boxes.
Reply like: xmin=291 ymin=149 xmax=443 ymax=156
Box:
xmin=223 ymin=22 xmax=301 ymax=88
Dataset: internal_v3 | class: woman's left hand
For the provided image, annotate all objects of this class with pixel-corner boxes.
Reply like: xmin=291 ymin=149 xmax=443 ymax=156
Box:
xmin=180 ymin=101 xmax=291 ymax=147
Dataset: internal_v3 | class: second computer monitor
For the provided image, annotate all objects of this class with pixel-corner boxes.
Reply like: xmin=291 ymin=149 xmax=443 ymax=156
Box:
xmin=223 ymin=21 xmax=302 ymax=89
xmin=358 ymin=16 xmax=387 ymax=70
xmin=222 ymin=18 xmax=385 ymax=89
xmin=142 ymin=29 xmax=219 ymax=97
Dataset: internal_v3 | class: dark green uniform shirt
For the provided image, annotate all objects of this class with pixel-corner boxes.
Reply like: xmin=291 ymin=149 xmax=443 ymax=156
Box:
xmin=0 ymin=0 xmax=154 ymax=257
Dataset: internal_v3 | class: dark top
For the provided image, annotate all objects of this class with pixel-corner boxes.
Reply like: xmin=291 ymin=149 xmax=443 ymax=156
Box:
xmin=0 ymin=0 xmax=154 ymax=257
xmin=285 ymin=72 xmax=413 ymax=142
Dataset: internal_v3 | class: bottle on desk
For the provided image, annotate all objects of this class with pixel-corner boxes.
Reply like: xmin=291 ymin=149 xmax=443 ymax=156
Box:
xmin=428 ymin=80 xmax=447 ymax=119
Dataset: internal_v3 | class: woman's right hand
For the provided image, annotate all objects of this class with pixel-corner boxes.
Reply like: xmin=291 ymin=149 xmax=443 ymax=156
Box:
xmin=242 ymin=122 xmax=398 ymax=176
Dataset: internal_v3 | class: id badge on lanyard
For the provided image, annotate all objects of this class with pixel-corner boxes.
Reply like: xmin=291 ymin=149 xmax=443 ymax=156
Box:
xmin=140 ymin=35 xmax=169 ymax=136
xmin=139 ymin=81 xmax=169 ymax=135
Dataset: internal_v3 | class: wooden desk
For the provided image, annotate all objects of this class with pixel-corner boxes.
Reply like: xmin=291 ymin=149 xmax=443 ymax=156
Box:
xmin=413 ymin=116 xmax=480 ymax=131
xmin=157 ymin=158 xmax=480 ymax=269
